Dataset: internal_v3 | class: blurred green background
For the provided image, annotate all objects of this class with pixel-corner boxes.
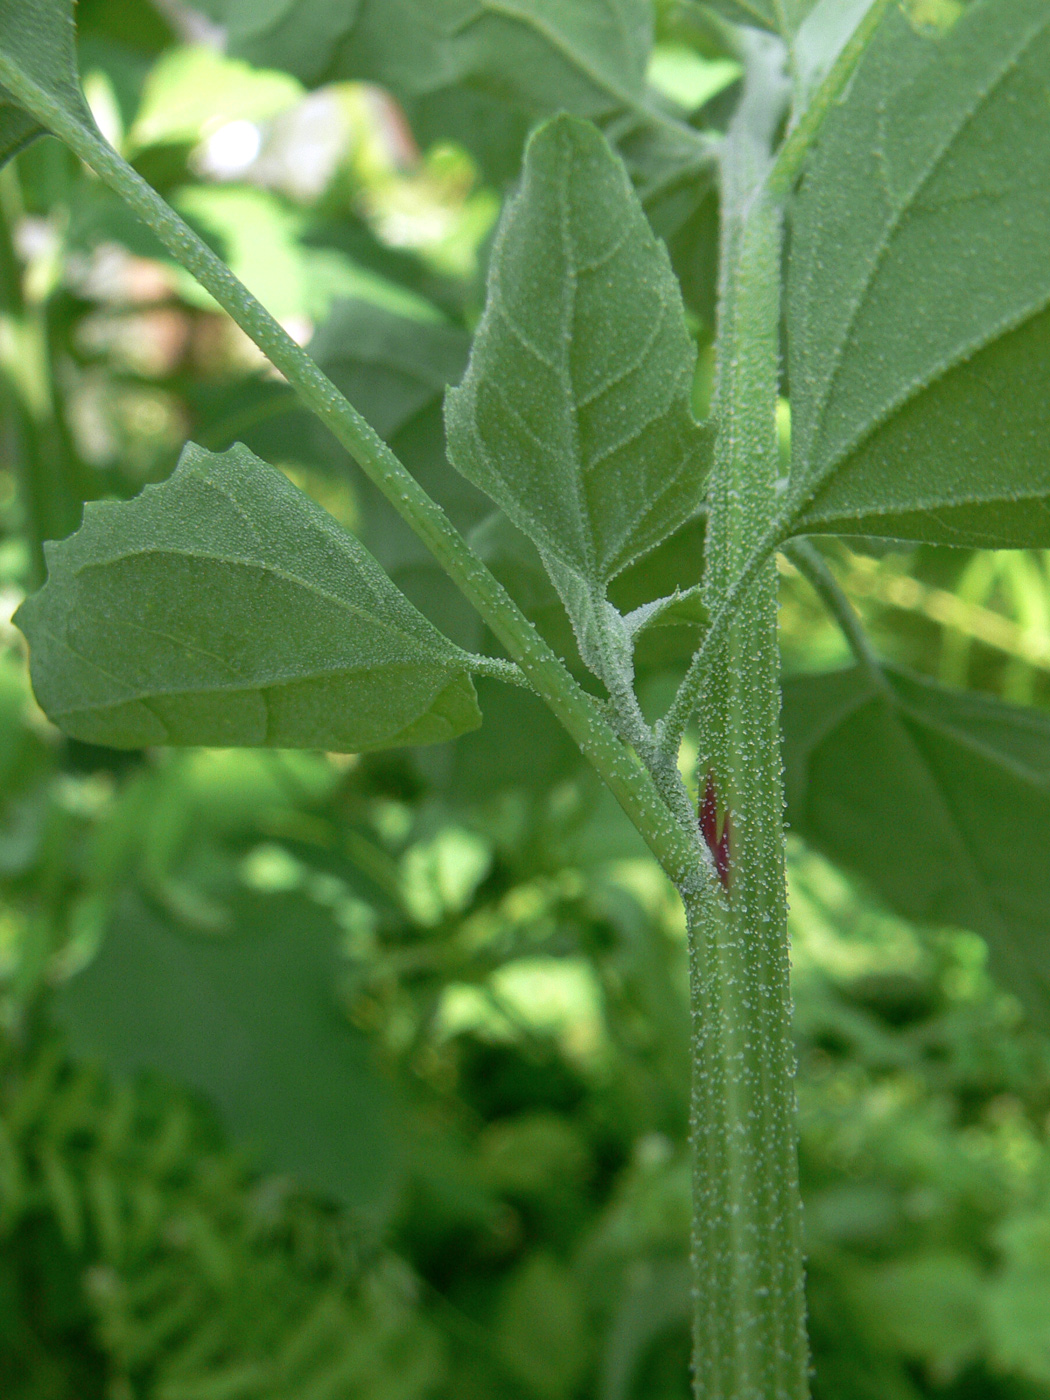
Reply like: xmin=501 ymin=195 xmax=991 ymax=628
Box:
xmin=3 ymin=2 xmax=1050 ymax=1397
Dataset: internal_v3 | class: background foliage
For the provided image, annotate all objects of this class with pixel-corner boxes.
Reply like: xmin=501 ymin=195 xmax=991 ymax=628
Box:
xmin=3 ymin=1 xmax=1050 ymax=1396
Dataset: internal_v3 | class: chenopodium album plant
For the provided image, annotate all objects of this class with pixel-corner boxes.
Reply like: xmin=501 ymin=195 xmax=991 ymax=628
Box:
xmin=5 ymin=0 xmax=1050 ymax=1395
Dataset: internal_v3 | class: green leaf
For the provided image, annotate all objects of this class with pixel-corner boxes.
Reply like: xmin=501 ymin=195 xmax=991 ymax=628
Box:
xmin=782 ymin=663 xmax=1050 ymax=1025
xmin=701 ymin=0 xmax=780 ymax=31
xmin=220 ymin=0 xmax=653 ymax=119
xmin=446 ymin=115 xmax=711 ymax=656
xmin=14 ymin=442 xmax=482 ymax=753
xmin=0 ymin=0 xmax=97 ymax=142
xmin=0 ymin=100 xmax=43 ymax=167
xmin=194 ymin=0 xmax=364 ymax=90
xmin=702 ymin=0 xmax=817 ymax=35
xmin=57 ymin=890 xmax=404 ymax=1221
xmin=210 ymin=0 xmax=710 ymax=200
xmin=126 ymin=43 xmax=304 ymax=151
xmin=786 ymin=0 xmax=1050 ymax=548
xmin=312 ymin=298 xmax=469 ymax=444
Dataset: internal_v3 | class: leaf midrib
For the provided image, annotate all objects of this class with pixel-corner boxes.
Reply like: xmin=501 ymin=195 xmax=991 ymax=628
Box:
xmin=64 ymin=544 xmax=457 ymax=663
xmin=35 ymin=615 xmax=455 ymax=720
xmin=802 ymin=469 xmax=1050 ymax=527
xmin=476 ymin=0 xmax=644 ymax=113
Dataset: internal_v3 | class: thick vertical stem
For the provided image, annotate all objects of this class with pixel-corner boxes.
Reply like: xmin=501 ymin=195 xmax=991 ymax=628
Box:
xmin=687 ymin=35 xmax=808 ymax=1400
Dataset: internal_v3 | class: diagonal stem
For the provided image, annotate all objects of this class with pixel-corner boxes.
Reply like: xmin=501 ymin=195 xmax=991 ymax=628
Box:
xmin=0 ymin=55 xmax=706 ymax=893
xmin=781 ymin=538 xmax=887 ymax=685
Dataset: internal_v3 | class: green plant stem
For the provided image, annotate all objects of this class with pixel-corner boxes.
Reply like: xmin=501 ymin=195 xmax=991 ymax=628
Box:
xmin=659 ymin=0 xmax=896 ymax=761
xmin=783 ymin=539 xmax=888 ymax=686
xmin=685 ymin=32 xmax=808 ymax=1400
xmin=0 ymin=60 xmax=707 ymax=894
xmin=768 ymin=0 xmax=895 ymax=200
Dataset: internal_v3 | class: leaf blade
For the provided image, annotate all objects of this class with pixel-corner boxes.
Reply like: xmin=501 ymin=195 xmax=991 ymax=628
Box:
xmin=782 ymin=663 xmax=1050 ymax=1025
xmin=0 ymin=0 xmax=97 ymax=139
xmin=58 ymin=890 xmax=404 ymax=1221
xmin=446 ymin=114 xmax=710 ymax=596
xmin=14 ymin=442 xmax=482 ymax=753
xmin=786 ymin=0 xmax=1050 ymax=548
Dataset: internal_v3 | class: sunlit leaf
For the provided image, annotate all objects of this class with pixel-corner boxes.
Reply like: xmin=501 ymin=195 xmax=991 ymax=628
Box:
xmin=14 ymin=442 xmax=482 ymax=753
xmin=127 ymin=43 xmax=304 ymax=151
xmin=782 ymin=663 xmax=1050 ymax=1024
xmin=786 ymin=0 xmax=1050 ymax=548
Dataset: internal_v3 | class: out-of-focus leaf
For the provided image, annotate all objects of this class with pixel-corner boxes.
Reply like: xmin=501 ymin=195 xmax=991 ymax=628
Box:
xmin=702 ymin=0 xmax=817 ymax=34
xmin=470 ymin=512 xmax=579 ymax=662
xmin=646 ymin=45 xmax=740 ymax=113
xmin=311 ymin=298 xmax=468 ymax=442
xmin=193 ymin=0 xmax=364 ymax=93
xmin=221 ymin=0 xmax=653 ymax=119
xmin=848 ymin=1254 xmax=985 ymax=1378
xmin=310 ymin=299 xmax=491 ymax=649
xmin=0 ymin=101 xmax=42 ymax=166
xmin=782 ymin=663 xmax=1050 ymax=1024
xmin=786 ymin=0 xmax=1050 ymax=548
xmin=57 ymin=890 xmax=404 ymax=1221
xmin=790 ymin=0 xmax=881 ymax=109
xmin=14 ymin=442 xmax=482 ymax=753
xmin=446 ymin=116 xmax=710 ymax=657
xmin=987 ymin=1214 xmax=1050 ymax=1384
xmin=600 ymin=1259 xmax=690 ymax=1400
xmin=701 ymin=0 xmax=779 ymax=30
xmin=127 ymin=43 xmax=303 ymax=151
xmin=495 ymin=1253 xmax=590 ymax=1400
xmin=209 ymin=0 xmax=711 ymax=197
xmin=174 ymin=186 xmax=440 ymax=325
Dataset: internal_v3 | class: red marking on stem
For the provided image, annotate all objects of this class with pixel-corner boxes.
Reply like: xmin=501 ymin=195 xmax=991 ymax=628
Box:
xmin=700 ymin=773 xmax=731 ymax=889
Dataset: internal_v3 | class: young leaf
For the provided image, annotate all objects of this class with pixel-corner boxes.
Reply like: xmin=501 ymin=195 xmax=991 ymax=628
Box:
xmin=58 ymin=890 xmax=404 ymax=1221
xmin=0 ymin=0 xmax=98 ymax=145
xmin=782 ymin=663 xmax=1050 ymax=1025
xmin=786 ymin=0 xmax=1050 ymax=548
xmin=446 ymin=115 xmax=711 ymax=643
xmin=14 ymin=442 xmax=482 ymax=752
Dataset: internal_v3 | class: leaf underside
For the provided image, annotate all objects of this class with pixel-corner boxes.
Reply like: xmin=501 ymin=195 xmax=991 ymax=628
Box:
xmin=446 ymin=115 xmax=710 ymax=610
xmin=783 ymin=663 xmax=1050 ymax=1026
xmin=14 ymin=443 xmax=481 ymax=753
xmin=787 ymin=0 xmax=1050 ymax=548
xmin=0 ymin=0 xmax=97 ymax=136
